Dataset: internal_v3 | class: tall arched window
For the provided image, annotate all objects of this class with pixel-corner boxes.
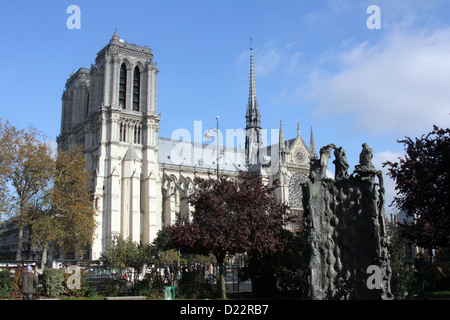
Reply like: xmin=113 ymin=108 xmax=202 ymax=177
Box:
xmin=119 ymin=63 xmax=127 ymax=108
xmin=132 ymin=66 xmax=140 ymax=111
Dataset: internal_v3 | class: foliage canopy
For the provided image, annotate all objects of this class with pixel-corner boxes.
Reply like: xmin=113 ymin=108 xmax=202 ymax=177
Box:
xmin=384 ymin=125 xmax=450 ymax=248
xmin=169 ymin=172 xmax=294 ymax=298
xmin=0 ymin=118 xmax=96 ymax=260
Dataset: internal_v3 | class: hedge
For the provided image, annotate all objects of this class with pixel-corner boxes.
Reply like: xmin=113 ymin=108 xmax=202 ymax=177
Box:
xmin=0 ymin=269 xmax=12 ymax=298
xmin=42 ymin=269 xmax=66 ymax=297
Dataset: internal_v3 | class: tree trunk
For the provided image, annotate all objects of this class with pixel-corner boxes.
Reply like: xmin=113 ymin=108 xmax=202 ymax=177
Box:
xmin=15 ymin=226 xmax=23 ymax=261
xmin=41 ymin=244 xmax=48 ymax=269
xmin=430 ymin=247 xmax=434 ymax=264
xmin=217 ymin=255 xmax=226 ymax=299
xmin=26 ymin=241 xmax=32 ymax=261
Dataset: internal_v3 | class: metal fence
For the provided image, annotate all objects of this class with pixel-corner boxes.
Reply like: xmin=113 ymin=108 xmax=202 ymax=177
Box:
xmin=80 ymin=263 xmax=252 ymax=296
xmin=148 ymin=263 xmax=252 ymax=294
xmin=223 ymin=265 xmax=252 ymax=293
xmin=0 ymin=260 xmax=253 ymax=296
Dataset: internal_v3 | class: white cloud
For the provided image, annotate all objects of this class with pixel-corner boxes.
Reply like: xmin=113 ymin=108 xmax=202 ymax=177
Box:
xmin=307 ymin=27 xmax=450 ymax=137
xmin=372 ymin=150 xmax=404 ymax=168
xmin=236 ymin=42 xmax=303 ymax=78
xmin=254 ymin=45 xmax=283 ymax=77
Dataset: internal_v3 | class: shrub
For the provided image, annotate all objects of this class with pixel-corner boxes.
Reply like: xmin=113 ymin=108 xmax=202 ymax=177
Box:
xmin=66 ymin=269 xmax=98 ymax=298
xmin=425 ymin=263 xmax=450 ymax=291
xmin=387 ymin=224 xmax=416 ymax=299
xmin=131 ymin=269 xmax=165 ymax=298
xmin=130 ymin=277 xmax=155 ymax=297
xmin=42 ymin=269 xmax=66 ymax=297
xmin=101 ymin=278 xmax=123 ymax=296
xmin=11 ymin=267 xmax=25 ymax=298
xmin=275 ymin=267 xmax=304 ymax=292
xmin=0 ymin=269 xmax=12 ymax=298
xmin=178 ymin=272 xmax=216 ymax=299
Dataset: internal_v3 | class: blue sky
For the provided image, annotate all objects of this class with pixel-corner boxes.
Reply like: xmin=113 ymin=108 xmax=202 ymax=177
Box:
xmin=1 ymin=0 xmax=450 ymax=216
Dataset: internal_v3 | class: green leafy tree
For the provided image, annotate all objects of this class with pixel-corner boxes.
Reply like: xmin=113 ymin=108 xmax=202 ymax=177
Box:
xmin=0 ymin=119 xmax=18 ymax=216
xmin=152 ymin=226 xmax=174 ymax=252
xmin=49 ymin=145 xmax=97 ymax=255
xmin=0 ymin=119 xmax=54 ymax=261
xmin=0 ymin=120 xmax=96 ymax=263
xmin=387 ymin=223 xmax=415 ymax=299
xmin=100 ymin=236 xmax=151 ymax=273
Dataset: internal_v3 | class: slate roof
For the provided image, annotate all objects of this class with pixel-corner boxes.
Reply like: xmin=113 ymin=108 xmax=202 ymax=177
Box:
xmin=158 ymin=137 xmax=247 ymax=172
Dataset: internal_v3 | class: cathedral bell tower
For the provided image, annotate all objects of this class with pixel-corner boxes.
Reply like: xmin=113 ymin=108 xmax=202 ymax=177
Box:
xmin=93 ymin=30 xmax=162 ymax=257
xmin=57 ymin=30 xmax=162 ymax=259
xmin=245 ymin=40 xmax=262 ymax=170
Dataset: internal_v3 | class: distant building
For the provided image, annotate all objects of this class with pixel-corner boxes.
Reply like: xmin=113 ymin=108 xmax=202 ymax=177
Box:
xmin=57 ymin=31 xmax=317 ymax=260
xmin=0 ymin=219 xmax=40 ymax=261
xmin=0 ymin=217 xmax=89 ymax=263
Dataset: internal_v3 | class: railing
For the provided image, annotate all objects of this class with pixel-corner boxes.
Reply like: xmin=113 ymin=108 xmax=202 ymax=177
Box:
xmin=0 ymin=260 xmax=253 ymax=296
xmin=149 ymin=263 xmax=252 ymax=294
xmin=223 ymin=265 xmax=253 ymax=293
xmin=81 ymin=263 xmax=252 ymax=295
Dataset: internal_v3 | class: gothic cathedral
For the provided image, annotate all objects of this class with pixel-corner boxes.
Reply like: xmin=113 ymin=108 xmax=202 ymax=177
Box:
xmin=57 ymin=31 xmax=317 ymax=260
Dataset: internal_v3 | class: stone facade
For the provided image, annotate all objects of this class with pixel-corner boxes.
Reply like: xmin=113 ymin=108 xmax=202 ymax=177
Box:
xmin=57 ymin=32 xmax=316 ymax=260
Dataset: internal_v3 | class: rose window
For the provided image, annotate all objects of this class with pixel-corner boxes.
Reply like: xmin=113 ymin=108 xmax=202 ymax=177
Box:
xmin=294 ymin=147 xmax=308 ymax=164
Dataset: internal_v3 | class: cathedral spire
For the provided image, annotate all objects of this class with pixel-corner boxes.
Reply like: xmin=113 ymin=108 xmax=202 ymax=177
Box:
xmin=310 ymin=127 xmax=318 ymax=159
xmin=246 ymin=37 xmax=261 ymax=130
xmin=245 ymin=38 xmax=262 ymax=168
xmin=279 ymin=120 xmax=285 ymax=151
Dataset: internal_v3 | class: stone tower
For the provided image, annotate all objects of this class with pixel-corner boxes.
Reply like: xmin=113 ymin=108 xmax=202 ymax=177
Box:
xmin=57 ymin=31 xmax=162 ymax=259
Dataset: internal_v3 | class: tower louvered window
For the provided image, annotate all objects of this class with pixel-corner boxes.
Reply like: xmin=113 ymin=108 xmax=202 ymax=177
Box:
xmin=133 ymin=66 xmax=140 ymax=111
xmin=119 ymin=63 xmax=127 ymax=108
xmin=134 ymin=125 xmax=141 ymax=144
xmin=119 ymin=123 xmax=126 ymax=142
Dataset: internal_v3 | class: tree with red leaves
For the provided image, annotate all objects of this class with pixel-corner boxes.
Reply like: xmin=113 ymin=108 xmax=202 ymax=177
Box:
xmin=384 ymin=125 xmax=450 ymax=250
xmin=169 ymin=172 xmax=293 ymax=299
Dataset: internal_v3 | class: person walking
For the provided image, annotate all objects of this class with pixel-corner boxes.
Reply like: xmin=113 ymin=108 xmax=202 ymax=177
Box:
xmin=19 ymin=266 xmax=38 ymax=300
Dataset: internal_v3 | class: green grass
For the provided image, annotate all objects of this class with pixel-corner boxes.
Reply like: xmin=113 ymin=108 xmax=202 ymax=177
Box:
xmin=57 ymin=296 xmax=105 ymax=300
xmin=425 ymin=291 xmax=450 ymax=299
